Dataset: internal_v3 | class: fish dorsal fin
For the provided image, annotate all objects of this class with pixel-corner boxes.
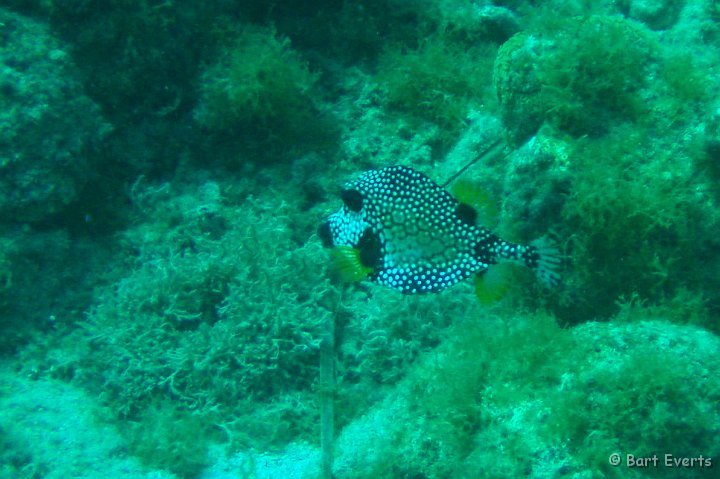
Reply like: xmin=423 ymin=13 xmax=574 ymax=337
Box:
xmin=451 ymin=180 xmax=498 ymax=227
xmin=330 ymin=246 xmax=373 ymax=282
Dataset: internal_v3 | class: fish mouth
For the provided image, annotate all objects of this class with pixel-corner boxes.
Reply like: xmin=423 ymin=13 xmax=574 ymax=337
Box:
xmin=317 ymin=221 xmax=334 ymax=248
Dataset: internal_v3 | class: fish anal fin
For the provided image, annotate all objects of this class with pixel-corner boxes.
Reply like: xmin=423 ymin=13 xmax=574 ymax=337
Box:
xmin=474 ymin=262 xmax=516 ymax=303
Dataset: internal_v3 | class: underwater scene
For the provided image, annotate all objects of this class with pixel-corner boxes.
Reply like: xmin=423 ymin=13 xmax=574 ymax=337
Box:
xmin=1 ymin=0 xmax=720 ymax=478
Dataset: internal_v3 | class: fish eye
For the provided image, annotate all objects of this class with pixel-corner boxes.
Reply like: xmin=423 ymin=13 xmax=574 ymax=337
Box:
xmin=341 ymin=188 xmax=363 ymax=212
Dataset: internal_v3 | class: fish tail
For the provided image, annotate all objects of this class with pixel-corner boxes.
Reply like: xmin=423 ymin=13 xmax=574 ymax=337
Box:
xmin=528 ymin=236 xmax=562 ymax=287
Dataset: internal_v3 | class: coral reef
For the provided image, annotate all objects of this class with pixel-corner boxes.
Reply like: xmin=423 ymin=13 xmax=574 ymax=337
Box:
xmin=375 ymin=25 xmax=498 ymax=154
xmin=0 ymin=367 xmax=173 ymax=479
xmin=377 ymin=33 xmax=494 ymax=147
xmin=332 ymin=310 xmax=720 ymax=479
xmin=44 ymin=180 xmax=334 ymax=475
xmin=194 ymin=25 xmax=339 ymax=165
xmin=0 ymin=8 xmax=113 ymax=353
xmin=196 ymin=27 xmax=319 ymax=131
xmin=493 ymin=32 xmax=548 ymax=145
xmin=0 ymin=7 xmax=109 ymax=223
xmin=2 ymin=0 xmax=720 ymax=478
xmin=617 ymin=0 xmax=686 ymax=30
xmin=494 ymin=15 xmax=658 ymax=142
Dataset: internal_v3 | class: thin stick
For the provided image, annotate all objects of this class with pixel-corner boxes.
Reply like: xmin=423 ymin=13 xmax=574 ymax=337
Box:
xmin=319 ymin=313 xmax=335 ymax=479
xmin=441 ymin=137 xmax=508 ymax=188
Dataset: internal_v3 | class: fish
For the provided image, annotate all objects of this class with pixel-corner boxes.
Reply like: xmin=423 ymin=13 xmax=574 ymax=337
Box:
xmin=318 ymin=165 xmax=560 ymax=298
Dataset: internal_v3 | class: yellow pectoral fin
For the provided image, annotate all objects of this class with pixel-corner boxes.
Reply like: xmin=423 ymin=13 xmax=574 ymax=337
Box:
xmin=451 ymin=180 xmax=498 ymax=227
xmin=474 ymin=263 xmax=515 ymax=303
xmin=330 ymin=246 xmax=373 ymax=282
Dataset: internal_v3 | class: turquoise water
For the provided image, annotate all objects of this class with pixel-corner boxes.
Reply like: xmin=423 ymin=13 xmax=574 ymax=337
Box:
xmin=1 ymin=1 xmax=719 ymax=478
